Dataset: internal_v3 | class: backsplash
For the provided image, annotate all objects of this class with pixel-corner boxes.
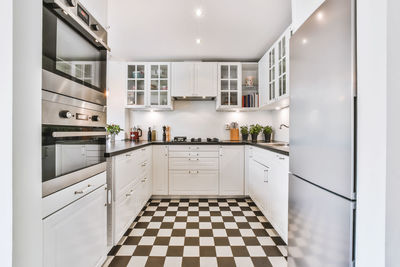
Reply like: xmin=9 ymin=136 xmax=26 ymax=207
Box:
xmin=128 ymin=101 xmax=289 ymax=142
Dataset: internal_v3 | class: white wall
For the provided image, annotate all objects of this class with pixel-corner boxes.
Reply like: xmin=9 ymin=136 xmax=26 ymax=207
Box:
xmin=1 ymin=0 xmax=13 ymax=265
xmin=128 ymin=101 xmax=288 ymax=141
xmin=271 ymin=107 xmax=290 ymax=142
xmin=356 ymin=0 xmax=387 ymax=266
xmin=385 ymin=0 xmax=400 ymax=265
xmin=291 ymin=0 xmax=325 ymax=33
xmin=12 ymin=0 xmax=43 ymax=266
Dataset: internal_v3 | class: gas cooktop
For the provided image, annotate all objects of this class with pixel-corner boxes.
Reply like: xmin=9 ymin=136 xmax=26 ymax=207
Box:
xmin=173 ymin=137 xmax=219 ymax=143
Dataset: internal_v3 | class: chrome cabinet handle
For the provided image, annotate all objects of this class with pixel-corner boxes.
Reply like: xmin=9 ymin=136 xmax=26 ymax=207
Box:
xmin=141 ymin=161 xmax=147 ymax=166
xmin=74 ymin=184 xmax=92 ymax=195
xmin=188 ymin=170 xmax=199 ymax=174
xmin=126 ymin=189 xmax=134 ymax=197
xmin=125 ymin=153 xmax=132 ymax=157
xmin=264 ymin=169 xmax=269 ymax=183
xmin=188 ymin=158 xmax=199 ymax=161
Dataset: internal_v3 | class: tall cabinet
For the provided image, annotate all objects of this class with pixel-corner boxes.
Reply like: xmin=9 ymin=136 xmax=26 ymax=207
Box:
xmin=126 ymin=62 xmax=172 ymax=110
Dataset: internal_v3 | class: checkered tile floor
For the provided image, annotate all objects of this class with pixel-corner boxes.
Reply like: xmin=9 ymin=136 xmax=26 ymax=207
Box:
xmin=103 ymin=198 xmax=287 ymax=267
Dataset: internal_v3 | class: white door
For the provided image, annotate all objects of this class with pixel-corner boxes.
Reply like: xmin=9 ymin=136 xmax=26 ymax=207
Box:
xmin=196 ymin=62 xmax=217 ymax=97
xmin=152 ymin=145 xmax=169 ymax=195
xmin=219 ymin=146 xmax=244 ymax=195
xmin=43 ymin=185 xmax=107 ymax=267
xmin=171 ymin=62 xmax=194 ymax=97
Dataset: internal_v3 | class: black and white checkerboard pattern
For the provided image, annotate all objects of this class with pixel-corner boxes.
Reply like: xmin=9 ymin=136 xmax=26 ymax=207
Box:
xmin=103 ymin=198 xmax=287 ymax=267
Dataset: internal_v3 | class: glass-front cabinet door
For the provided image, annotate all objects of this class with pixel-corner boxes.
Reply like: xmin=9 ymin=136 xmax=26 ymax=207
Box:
xmin=126 ymin=63 xmax=172 ymax=109
xmin=127 ymin=63 xmax=146 ymax=107
xmin=268 ymin=48 xmax=276 ymax=103
xmin=277 ymin=34 xmax=289 ymax=98
xmin=150 ymin=63 xmax=171 ymax=108
xmin=217 ymin=63 xmax=241 ymax=109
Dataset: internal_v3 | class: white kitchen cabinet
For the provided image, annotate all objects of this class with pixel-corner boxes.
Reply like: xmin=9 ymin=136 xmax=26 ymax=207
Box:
xmin=217 ymin=63 xmax=242 ymax=109
xmin=244 ymin=145 xmax=253 ymax=195
xmin=126 ymin=62 xmax=172 ymax=110
xmin=248 ymin=147 xmax=289 ymax=242
xmin=219 ymin=146 xmax=244 ymax=195
xmin=196 ymin=62 xmax=218 ymax=97
xmin=169 ymin=170 xmax=219 ymax=195
xmin=258 ymin=55 xmax=269 ymax=108
xmin=171 ymin=62 xmax=194 ymax=97
xmin=152 ymin=145 xmax=169 ymax=195
xmin=43 ymin=185 xmax=107 ymax=267
xmin=171 ymin=62 xmax=217 ymax=97
xmin=291 ymin=0 xmax=325 ymax=33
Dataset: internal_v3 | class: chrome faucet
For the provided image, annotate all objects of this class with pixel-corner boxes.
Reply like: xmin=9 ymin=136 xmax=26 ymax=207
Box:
xmin=279 ymin=124 xmax=289 ymax=129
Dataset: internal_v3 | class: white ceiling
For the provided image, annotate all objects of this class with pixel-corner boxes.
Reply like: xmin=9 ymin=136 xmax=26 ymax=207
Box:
xmin=108 ymin=0 xmax=292 ymax=62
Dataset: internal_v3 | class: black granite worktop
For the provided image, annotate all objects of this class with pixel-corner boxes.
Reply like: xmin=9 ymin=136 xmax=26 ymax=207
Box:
xmin=105 ymin=140 xmax=289 ymax=157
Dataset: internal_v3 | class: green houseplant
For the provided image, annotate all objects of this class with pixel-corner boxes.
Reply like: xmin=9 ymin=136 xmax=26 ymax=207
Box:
xmin=106 ymin=124 xmax=123 ymax=142
xmin=249 ymin=124 xmax=263 ymax=142
xmin=263 ymin=125 xmax=273 ymax=142
xmin=240 ymin=126 xmax=249 ymax=141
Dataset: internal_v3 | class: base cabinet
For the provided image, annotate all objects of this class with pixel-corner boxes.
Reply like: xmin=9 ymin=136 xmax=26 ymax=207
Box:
xmin=152 ymin=145 xmax=169 ymax=195
xmin=169 ymin=170 xmax=219 ymax=195
xmin=248 ymin=147 xmax=289 ymax=242
xmin=219 ymin=146 xmax=244 ymax=195
xmin=43 ymin=185 xmax=107 ymax=267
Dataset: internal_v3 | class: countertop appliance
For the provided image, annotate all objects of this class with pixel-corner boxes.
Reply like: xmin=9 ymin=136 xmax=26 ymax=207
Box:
xmin=288 ymin=0 xmax=356 ymax=266
xmin=173 ymin=137 xmax=220 ymax=143
xmin=41 ymin=0 xmax=109 ymax=197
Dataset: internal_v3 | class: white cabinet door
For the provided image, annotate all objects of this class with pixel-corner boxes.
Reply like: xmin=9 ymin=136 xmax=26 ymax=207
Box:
xmin=248 ymin=158 xmax=269 ymax=214
xmin=196 ymin=62 xmax=217 ymax=97
xmin=43 ymin=185 xmax=107 ymax=267
xmin=171 ymin=62 xmax=195 ymax=97
xmin=152 ymin=145 xmax=169 ymax=195
xmin=219 ymin=146 xmax=244 ymax=195
xmin=217 ymin=63 xmax=242 ymax=109
xmin=258 ymin=53 xmax=269 ymax=108
xmin=169 ymin=170 xmax=219 ymax=195
xmin=270 ymin=154 xmax=289 ymax=242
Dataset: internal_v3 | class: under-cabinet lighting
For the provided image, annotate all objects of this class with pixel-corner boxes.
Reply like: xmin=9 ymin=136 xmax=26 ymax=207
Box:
xmin=195 ymin=8 xmax=203 ymax=17
xmin=236 ymin=109 xmax=240 ymax=113
xmin=196 ymin=38 xmax=201 ymax=44
xmin=275 ymin=107 xmax=281 ymax=110
xmin=62 ymin=9 xmax=68 ymax=15
xmin=150 ymin=109 xmax=154 ymax=112
xmin=183 ymin=96 xmax=187 ymax=99
xmin=202 ymin=96 xmax=206 ymax=99
xmin=95 ymin=39 xmax=99 ymax=43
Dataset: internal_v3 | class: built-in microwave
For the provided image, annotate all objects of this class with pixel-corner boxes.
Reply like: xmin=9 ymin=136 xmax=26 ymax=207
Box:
xmin=42 ymin=0 xmax=109 ymax=105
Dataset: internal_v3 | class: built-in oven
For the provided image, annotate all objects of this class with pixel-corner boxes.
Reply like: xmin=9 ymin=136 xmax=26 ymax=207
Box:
xmin=42 ymin=91 xmax=107 ymax=197
xmin=42 ymin=0 xmax=109 ymax=106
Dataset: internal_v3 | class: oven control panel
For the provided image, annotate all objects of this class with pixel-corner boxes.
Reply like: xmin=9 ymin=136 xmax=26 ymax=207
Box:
xmin=42 ymin=91 xmax=106 ymax=127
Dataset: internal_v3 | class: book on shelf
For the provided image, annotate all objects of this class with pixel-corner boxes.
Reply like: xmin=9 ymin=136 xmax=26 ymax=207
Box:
xmin=242 ymin=93 xmax=259 ymax=108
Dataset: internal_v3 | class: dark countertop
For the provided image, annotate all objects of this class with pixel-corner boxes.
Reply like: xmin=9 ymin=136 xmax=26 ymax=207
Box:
xmin=105 ymin=140 xmax=289 ymax=158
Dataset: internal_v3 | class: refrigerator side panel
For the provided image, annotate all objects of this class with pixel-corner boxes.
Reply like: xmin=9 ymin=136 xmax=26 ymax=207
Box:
xmin=288 ymin=174 xmax=355 ymax=267
xmin=289 ymin=0 xmax=356 ymax=199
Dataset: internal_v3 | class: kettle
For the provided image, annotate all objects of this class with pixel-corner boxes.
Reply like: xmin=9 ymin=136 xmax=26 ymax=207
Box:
xmin=130 ymin=126 xmax=142 ymax=141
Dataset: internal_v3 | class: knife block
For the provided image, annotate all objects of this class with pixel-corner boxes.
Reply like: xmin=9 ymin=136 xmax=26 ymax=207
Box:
xmin=230 ymin=129 xmax=239 ymax=141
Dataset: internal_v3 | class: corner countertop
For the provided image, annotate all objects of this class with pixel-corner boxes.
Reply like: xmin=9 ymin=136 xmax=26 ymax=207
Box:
xmin=105 ymin=140 xmax=289 ymax=158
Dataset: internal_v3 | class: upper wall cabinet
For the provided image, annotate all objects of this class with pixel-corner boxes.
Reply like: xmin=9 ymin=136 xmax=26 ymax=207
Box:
xmin=171 ymin=62 xmax=217 ymax=98
xmin=259 ymin=27 xmax=291 ymax=110
xmin=217 ymin=63 xmax=242 ymax=110
xmin=291 ymin=0 xmax=325 ymax=33
xmin=126 ymin=62 xmax=172 ymax=110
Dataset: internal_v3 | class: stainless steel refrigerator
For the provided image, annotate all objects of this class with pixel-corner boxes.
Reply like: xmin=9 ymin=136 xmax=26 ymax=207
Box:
xmin=288 ymin=0 xmax=356 ymax=266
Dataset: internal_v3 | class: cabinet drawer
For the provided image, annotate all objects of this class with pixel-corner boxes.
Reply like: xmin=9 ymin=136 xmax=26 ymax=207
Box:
xmin=169 ymin=157 xmax=218 ymax=170
xmin=42 ymin=171 xmax=106 ymax=218
xmin=169 ymin=170 xmax=218 ymax=195
xmin=169 ymin=145 xmax=219 ymax=152
xmin=169 ymin=151 xmax=219 ymax=158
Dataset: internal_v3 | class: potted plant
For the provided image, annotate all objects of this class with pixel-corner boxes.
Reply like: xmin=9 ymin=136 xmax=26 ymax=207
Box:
xmin=263 ymin=125 xmax=273 ymax=142
xmin=240 ymin=126 xmax=249 ymax=141
xmin=249 ymin=124 xmax=263 ymax=142
xmin=106 ymin=124 xmax=123 ymax=142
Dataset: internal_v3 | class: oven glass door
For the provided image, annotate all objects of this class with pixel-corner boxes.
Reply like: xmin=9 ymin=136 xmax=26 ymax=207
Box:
xmin=42 ymin=6 xmax=106 ymax=93
xmin=42 ymin=126 xmax=106 ymax=183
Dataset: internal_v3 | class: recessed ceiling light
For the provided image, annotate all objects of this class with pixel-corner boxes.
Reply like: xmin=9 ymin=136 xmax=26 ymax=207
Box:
xmin=275 ymin=107 xmax=281 ymax=110
xmin=196 ymin=38 xmax=201 ymax=44
xmin=302 ymin=38 xmax=308 ymax=44
xmin=195 ymin=8 xmax=203 ymax=17
xmin=317 ymin=12 xmax=324 ymax=20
